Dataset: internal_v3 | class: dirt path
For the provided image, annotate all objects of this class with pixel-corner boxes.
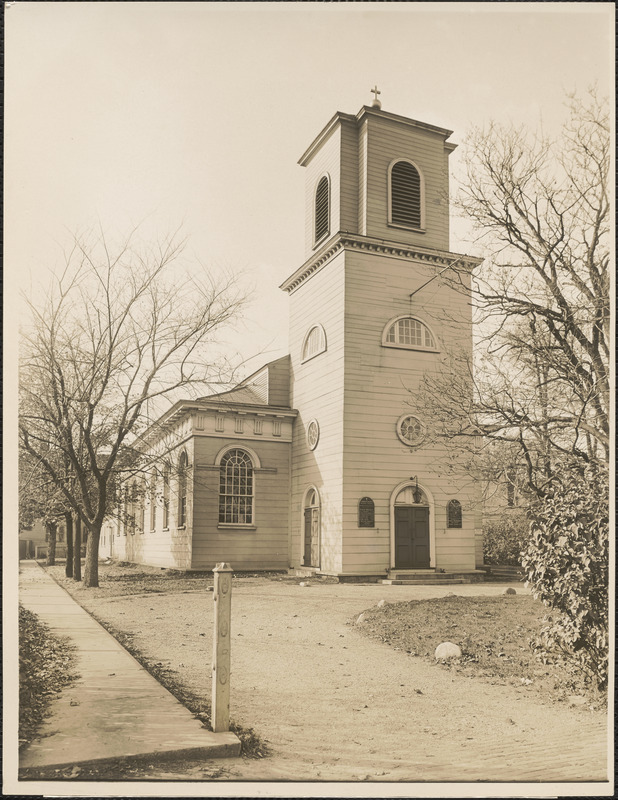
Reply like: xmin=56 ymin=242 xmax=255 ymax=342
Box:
xmin=78 ymin=581 xmax=607 ymax=782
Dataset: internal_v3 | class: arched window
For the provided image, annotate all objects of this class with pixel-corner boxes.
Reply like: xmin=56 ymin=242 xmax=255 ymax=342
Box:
xmin=137 ymin=479 xmax=145 ymax=534
xmin=178 ymin=451 xmax=188 ymax=527
xmin=383 ymin=316 xmax=437 ymax=351
xmin=162 ymin=463 xmax=170 ymax=528
xmin=301 ymin=324 xmax=327 ymax=362
xmin=219 ymin=449 xmax=254 ymax=525
xmin=447 ymin=499 xmax=462 ymax=528
xmin=314 ymin=175 xmax=330 ymax=244
xmin=149 ymin=470 xmax=157 ymax=531
xmin=389 ymin=159 xmax=423 ymax=229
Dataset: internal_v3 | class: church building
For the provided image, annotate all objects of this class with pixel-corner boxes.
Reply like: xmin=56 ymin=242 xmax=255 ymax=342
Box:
xmin=99 ymin=95 xmax=484 ymax=580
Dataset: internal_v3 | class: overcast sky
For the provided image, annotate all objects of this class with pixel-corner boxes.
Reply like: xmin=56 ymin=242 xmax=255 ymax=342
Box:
xmin=5 ymin=1 xmax=614 ymax=377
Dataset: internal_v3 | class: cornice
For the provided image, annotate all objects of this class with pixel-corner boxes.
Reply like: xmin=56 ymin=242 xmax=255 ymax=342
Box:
xmin=279 ymin=232 xmax=482 ymax=294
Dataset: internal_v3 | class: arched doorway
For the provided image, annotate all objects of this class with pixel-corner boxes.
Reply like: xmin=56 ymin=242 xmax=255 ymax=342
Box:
xmin=302 ymin=488 xmax=320 ymax=568
xmin=390 ymin=481 xmax=435 ymax=569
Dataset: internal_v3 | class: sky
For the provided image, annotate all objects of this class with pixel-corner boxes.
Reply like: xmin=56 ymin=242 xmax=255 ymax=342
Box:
xmin=5 ymin=1 xmax=614 ymax=379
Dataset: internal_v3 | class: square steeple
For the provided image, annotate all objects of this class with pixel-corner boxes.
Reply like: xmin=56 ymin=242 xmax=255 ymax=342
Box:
xmin=298 ymin=105 xmax=457 ymax=258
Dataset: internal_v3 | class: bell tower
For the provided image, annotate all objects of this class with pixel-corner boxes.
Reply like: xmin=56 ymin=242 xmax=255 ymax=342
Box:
xmin=281 ymin=94 xmax=483 ymax=579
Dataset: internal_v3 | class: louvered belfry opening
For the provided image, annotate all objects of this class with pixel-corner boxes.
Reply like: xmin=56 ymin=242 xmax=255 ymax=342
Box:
xmin=391 ymin=160 xmax=421 ymax=228
xmin=314 ymin=176 xmax=330 ymax=242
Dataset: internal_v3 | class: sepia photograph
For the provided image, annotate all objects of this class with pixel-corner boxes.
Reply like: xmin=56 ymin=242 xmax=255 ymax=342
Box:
xmin=3 ymin=2 xmax=614 ymax=797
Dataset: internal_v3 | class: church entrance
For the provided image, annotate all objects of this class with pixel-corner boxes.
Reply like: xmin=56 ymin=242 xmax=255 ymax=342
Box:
xmin=392 ymin=482 xmax=431 ymax=569
xmin=303 ymin=488 xmax=320 ymax=567
xmin=394 ymin=506 xmax=430 ymax=569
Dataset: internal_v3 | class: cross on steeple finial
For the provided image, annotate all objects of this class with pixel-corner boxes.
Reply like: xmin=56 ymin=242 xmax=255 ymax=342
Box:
xmin=370 ymin=85 xmax=382 ymax=109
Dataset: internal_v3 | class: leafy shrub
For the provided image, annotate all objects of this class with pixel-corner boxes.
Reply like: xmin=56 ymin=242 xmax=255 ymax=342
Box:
xmin=521 ymin=464 xmax=609 ymax=691
xmin=483 ymin=510 xmax=529 ymax=565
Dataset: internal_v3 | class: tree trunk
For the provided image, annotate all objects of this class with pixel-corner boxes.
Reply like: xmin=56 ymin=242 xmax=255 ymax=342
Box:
xmin=46 ymin=521 xmax=57 ymax=566
xmin=83 ymin=522 xmax=101 ymax=588
xmin=73 ymin=515 xmax=82 ymax=582
xmin=64 ymin=511 xmax=74 ymax=578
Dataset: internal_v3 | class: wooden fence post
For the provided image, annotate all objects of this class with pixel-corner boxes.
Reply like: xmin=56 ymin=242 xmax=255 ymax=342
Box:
xmin=212 ymin=562 xmax=233 ymax=732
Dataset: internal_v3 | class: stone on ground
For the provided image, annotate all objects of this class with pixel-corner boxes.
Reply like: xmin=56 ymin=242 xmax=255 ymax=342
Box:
xmin=434 ymin=642 xmax=462 ymax=660
xmin=504 ymin=587 xmax=517 ymax=595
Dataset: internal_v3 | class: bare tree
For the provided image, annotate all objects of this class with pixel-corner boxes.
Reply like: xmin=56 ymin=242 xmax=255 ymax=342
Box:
xmin=417 ymin=89 xmax=610 ymax=497
xmin=20 ymin=228 xmax=246 ymax=587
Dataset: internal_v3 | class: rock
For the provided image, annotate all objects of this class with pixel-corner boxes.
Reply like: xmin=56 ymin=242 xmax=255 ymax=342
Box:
xmin=206 ymin=586 xmax=214 ymax=592
xmin=567 ymin=695 xmax=587 ymax=706
xmin=434 ymin=642 xmax=462 ymax=660
xmin=299 ymin=581 xmax=307 ymax=587
xmin=504 ymin=587 xmax=517 ymax=595
xmin=355 ymin=613 xmax=366 ymax=625
xmin=377 ymin=599 xmax=386 ymax=608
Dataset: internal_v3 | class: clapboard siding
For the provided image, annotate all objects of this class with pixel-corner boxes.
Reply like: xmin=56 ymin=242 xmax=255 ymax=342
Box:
xmin=339 ymin=119 xmax=358 ymax=234
xmin=340 ymin=247 xmax=480 ymax=573
xmin=289 ymin=252 xmax=346 ymax=573
xmin=303 ymin=125 xmax=342 ymax=257
xmin=363 ymin=115 xmax=452 ymax=251
xmin=191 ymin=436 xmax=290 ymax=570
xmin=266 ymin=355 xmax=291 ymax=406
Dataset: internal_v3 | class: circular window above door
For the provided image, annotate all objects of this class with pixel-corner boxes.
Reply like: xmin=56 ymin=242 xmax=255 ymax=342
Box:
xmin=396 ymin=414 xmax=425 ymax=447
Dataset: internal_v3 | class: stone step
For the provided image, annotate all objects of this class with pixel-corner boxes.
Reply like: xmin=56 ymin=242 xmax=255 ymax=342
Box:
xmin=382 ymin=578 xmax=467 ymax=585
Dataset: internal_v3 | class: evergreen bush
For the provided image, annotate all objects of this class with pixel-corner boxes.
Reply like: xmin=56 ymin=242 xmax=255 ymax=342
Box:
xmin=521 ymin=465 xmax=609 ymax=691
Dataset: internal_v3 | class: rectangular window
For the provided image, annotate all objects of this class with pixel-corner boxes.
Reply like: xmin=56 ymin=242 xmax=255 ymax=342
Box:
xmin=235 ymin=417 xmax=244 ymax=434
xmin=273 ymin=420 xmax=282 ymax=436
xmin=254 ymin=419 xmax=263 ymax=435
xmin=215 ymin=415 xmax=225 ymax=432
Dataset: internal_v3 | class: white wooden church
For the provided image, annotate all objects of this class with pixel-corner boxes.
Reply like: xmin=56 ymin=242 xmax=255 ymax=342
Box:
xmin=99 ymin=95 xmax=484 ymax=580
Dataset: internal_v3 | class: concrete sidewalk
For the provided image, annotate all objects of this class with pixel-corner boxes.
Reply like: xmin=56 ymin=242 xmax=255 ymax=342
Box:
xmin=18 ymin=562 xmax=240 ymax=770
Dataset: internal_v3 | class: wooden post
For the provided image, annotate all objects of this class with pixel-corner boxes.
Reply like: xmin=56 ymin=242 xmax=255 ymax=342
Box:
xmin=211 ymin=562 xmax=233 ymax=732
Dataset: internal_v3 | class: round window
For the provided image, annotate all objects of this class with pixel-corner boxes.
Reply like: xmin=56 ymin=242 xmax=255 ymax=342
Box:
xmin=307 ymin=419 xmax=320 ymax=450
xmin=396 ymin=414 xmax=425 ymax=447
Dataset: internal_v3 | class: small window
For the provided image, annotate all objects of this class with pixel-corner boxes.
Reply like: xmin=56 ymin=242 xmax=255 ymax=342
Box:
xmin=358 ymin=497 xmax=375 ymax=528
xmin=302 ymin=324 xmax=327 ymax=362
xmin=396 ymin=414 xmax=426 ymax=447
xmin=447 ymin=499 xmax=462 ymax=528
xmin=389 ymin=159 xmax=423 ymax=229
xmin=383 ymin=316 xmax=437 ymax=351
xmin=219 ymin=449 xmax=254 ymax=525
xmin=178 ymin=451 xmax=188 ymax=528
xmin=314 ymin=175 xmax=330 ymax=244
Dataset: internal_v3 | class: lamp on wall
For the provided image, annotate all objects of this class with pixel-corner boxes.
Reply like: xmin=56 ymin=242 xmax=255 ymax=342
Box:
xmin=409 ymin=476 xmax=423 ymax=504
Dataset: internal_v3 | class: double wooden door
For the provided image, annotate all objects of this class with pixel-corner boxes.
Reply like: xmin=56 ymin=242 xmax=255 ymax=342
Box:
xmin=394 ymin=506 xmax=430 ymax=569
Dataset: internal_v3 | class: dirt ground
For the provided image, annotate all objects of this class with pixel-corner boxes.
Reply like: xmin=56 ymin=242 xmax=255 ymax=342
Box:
xmin=46 ymin=567 xmax=608 ymax=783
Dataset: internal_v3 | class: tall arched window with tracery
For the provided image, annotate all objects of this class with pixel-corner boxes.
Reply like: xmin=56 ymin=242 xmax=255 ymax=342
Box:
xmin=162 ymin=463 xmax=170 ymax=528
xmin=178 ymin=451 xmax=188 ymax=527
xmin=219 ymin=449 xmax=254 ymax=524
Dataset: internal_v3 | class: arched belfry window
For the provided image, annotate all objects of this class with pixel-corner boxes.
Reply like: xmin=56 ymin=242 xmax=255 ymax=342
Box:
xmin=314 ymin=175 xmax=330 ymax=244
xmin=447 ymin=499 xmax=462 ymax=528
xmin=382 ymin=316 xmax=438 ymax=351
xmin=301 ymin=324 xmax=327 ymax=362
xmin=177 ymin=451 xmax=188 ymax=527
xmin=389 ymin=159 xmax=423 ymax=230
xmin=219 ymin=449 xmax=254 ymax=525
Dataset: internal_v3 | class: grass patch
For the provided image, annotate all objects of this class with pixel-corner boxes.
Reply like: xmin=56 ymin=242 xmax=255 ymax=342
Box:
xmin=355 ymin=594 xmax=604 ymax=706
xmin=19 ymin=606 xmax=79 ymax=749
